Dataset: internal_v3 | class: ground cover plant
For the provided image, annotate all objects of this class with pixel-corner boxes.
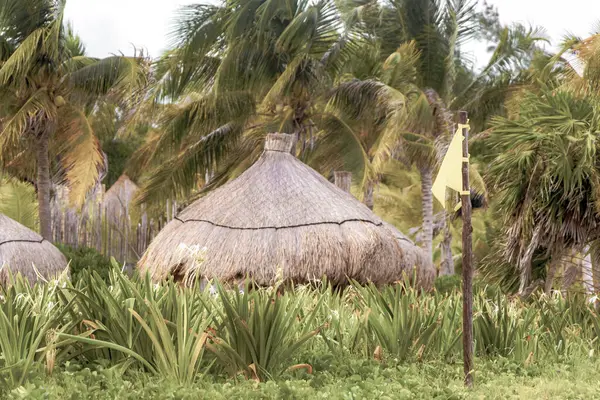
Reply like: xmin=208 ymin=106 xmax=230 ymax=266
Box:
xmin=2 ymin=269 xmax=600 ymax=398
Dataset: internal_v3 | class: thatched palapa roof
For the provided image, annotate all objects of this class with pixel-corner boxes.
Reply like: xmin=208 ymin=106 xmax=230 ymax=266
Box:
xmin=103 ymin=174 xmax=139 ymax=216
xmin=0 ymin=214 xmax=67 ymax=284
xmin=139 ymin=133 xmax=434 ymax=288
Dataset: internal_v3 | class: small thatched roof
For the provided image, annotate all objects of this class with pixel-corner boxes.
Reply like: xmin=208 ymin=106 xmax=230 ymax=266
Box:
xmin=103 ymin=174 xmax=139 ymax=216
xmin=0 ymin=214 xmax=67 ymax=284
xmin=139 ymin=133 xmax=434 ymax=288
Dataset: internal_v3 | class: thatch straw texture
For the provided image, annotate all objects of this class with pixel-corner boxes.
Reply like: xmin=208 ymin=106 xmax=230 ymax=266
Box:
xmin=103 ymin=174 xmax=139 ymax=216
xmin=0 ymin=214 xmax=67 ymax=284
xmin=332 ymin=170 xmax=435 ymax=287
xmin=382 ymin=222 xmax=435 ymax=288
xmin=139 ymin=133 xmax=433 ymax=288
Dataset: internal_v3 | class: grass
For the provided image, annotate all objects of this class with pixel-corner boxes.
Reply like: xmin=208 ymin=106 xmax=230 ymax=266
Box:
xmin=2 ymin=269 xmax=600 ymax=398
xmin=7 ymin=356 xmax=600 ymax=399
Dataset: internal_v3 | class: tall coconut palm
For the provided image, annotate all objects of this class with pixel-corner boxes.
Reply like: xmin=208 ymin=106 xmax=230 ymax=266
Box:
xmin=0 ymin=0 xmax=148 ymax=239
xmin=309 ymin=0 xmax=477 ymax=269
xmin=319 ymin=0 xmax=546 ymax=270
xmin=131 ymin=0 xmax=370 ymax=204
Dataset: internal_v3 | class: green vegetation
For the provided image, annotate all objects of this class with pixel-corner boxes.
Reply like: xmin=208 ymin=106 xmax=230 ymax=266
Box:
xmin=57 ymin=245 xmax=114 ymax=283
xmin=8 ymin=357 xmax=600 ymax=399
xmin=2 ymin=271 xmax=600 ymax=397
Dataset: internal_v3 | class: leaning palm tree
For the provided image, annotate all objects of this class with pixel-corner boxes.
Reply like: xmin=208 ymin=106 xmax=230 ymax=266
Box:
xmin=0 ymin=0 xmax=148 ymax=239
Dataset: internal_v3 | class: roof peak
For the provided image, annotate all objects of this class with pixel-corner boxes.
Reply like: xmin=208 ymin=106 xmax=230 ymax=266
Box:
xmin=265 ymin=133 xmax=296 ymax=153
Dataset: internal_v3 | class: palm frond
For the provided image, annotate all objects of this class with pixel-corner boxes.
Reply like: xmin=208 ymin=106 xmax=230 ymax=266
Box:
xmin=54 ymin=106 xmax=104 ymax=207
xmin=67 ymin=55 xmax=149 ymax=100
xmin=0 ymin=174 xmax=38 ymax=230
xmin=307 ymin=111 xmax=373 ymax=189
xmin=275 ymin=1 xmax=340 ymax=57
xmin=0 ymin=27 xmax=47 ymax=84
xmin=136 ymin=122 xmax=246 ymax=204
xmin=381 ymin=41 xmax=421 ymax=91
xmin=0 ymin=87 xmax=54 ymax=151
xmin=260 ymin=56 xmax=321 ymax=110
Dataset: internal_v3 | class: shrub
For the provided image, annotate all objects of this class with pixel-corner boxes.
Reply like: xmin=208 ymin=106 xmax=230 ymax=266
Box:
xmin=434 ymin=274 xmax=502 ymax=299
xmin=57 ymin=245 xmax=114 ymax=283
xmin=434 ymin=275 xmax=462 ymax=295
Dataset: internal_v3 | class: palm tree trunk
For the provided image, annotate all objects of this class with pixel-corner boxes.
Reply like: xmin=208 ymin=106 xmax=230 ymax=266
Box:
xmin=439 ymin=220 xmax=454 ymax=275
xmin=420 ymin=167 xmax=434 ymax=264
xmin=582 ymin=246 xmax=594 ymax=295
xmin=562 ymin=248 xmax=580 ymax=295
xmin=544 ymin=253 xmax=560 ymax=295
xmin=518 ymin=225 xmax=542 ymax=295
xmin=364 ymin=181 xmax=374 ymax=210
xmin=439 ymin=191 xmax=455 ymax=275
xmin=36 ymin=134 xmax=52 ymax=240
xmin=593 ymin=250 xmax=600 ymax=293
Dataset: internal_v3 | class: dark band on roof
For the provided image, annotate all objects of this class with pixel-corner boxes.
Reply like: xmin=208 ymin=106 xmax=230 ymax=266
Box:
xmin=0 ymin=238 xmax=46 ymax=247
xmin=174 ymin=216 xmax=383 ymax=231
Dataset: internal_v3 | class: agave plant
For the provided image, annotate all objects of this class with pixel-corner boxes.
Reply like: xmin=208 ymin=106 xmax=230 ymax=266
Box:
xmin=473 ymin=292 xmax=539 ymax=361
xmin=58 ymin=270 xmax=214 ymax=383
xmin=0 ymin=274 xmax=74 ymax=388
xmin=353 ymin=283 xmax=450 ymax=362
xmin=207 ymin=282 xmax=322 ymax=381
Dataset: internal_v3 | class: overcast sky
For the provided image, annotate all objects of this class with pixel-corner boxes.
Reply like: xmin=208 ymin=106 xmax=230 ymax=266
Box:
xmin=64 ymin=0 xmax=599 ymax=66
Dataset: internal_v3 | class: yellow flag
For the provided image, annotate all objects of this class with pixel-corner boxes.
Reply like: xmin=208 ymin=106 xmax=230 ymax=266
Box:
xmin=432 ymin=124 xmax=469 ymax=209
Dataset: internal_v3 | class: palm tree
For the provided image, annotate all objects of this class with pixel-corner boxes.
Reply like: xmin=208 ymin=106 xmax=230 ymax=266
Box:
xmin=130 ymin=0 xmax=367 ymax=204
xmin=0 ymin=0 xmax=148 ymax=239
xmin=486 ymin=86 xmax=600 ymax=294
xmin=321 ymin=0 xmax=546 ymax=270
xmin=482 ymin=29 xmax=600 ymax=294
xmin=309 ymin=0 xmax=477 ymax=268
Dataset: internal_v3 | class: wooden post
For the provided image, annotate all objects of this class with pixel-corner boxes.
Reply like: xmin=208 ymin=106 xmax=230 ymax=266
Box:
xmin=460 ymin=110 xmax=474 ymax=387
xmin=334 ymin=171 xmax=352 ymax=193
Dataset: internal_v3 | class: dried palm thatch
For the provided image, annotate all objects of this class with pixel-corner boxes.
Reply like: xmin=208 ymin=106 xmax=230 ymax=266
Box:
xmin=103 ymin=174 xmax=139 ymax=217
xmin=139 ymin=133 xmax=434 ymax=288
xmin=333 ymin=171 xmax=435 ymax=286
xmin=0 ymin=213 xmax=67 ymax=284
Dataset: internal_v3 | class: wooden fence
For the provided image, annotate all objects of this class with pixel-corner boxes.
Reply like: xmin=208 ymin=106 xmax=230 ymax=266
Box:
xmin=50 ymin=182 xmax=177 ymax=265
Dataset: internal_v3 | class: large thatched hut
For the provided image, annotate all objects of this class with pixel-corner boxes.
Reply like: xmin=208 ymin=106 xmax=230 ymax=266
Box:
xmin=0 ymin=214 xmax=67 ymax=284
xmin=139 ymin=133 xmax=434 ymax=288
